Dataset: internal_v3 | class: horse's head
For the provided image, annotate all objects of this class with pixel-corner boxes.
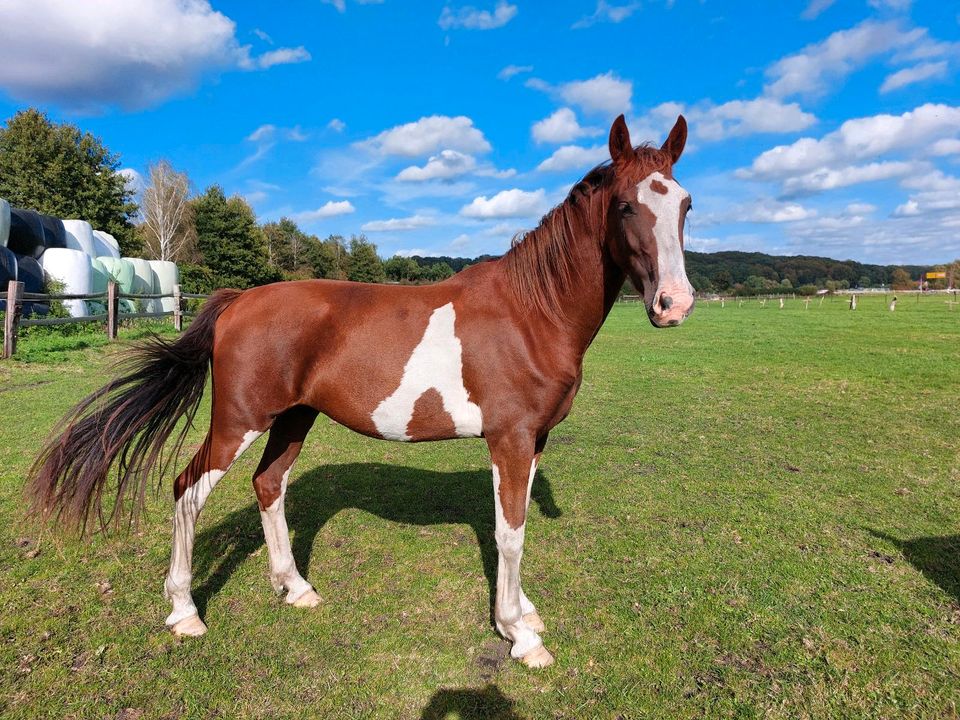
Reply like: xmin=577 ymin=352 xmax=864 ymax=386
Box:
xmin=606 ymin=114 xmax=695 ymax=327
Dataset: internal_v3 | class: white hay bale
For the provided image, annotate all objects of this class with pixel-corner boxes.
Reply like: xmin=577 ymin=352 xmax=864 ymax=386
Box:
xmin=0 ymin=198 xmax=9 ymax=248
xmin=92 ymin=230 xmax=121 ymax=259
xmin=40 ymin=248 xmax=92 ymax=317
xmin=62 ymin=219 xmax=96 ymax=257
xmin=128 ymin=257 xmax=159 ymax=313
xmin=149 ymin=260 xmax=179 ymax=312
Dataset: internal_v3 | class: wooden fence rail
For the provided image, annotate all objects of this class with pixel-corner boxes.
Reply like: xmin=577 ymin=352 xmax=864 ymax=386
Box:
xmin=2 ymin=279 xmax=210 ymax=358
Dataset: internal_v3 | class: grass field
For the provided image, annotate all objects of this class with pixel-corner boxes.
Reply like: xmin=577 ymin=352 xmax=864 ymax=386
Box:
xmin=1 ymin=295 xmax=959 ymax=719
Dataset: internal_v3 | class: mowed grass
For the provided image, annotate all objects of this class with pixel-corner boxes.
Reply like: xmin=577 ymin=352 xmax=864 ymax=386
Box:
xmin=1 ymin=294 xmax=958 ymax=719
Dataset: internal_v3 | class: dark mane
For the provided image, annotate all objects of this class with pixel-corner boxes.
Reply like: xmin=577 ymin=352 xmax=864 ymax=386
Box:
xmin=501 ymin=145 xmax=669 ymax=323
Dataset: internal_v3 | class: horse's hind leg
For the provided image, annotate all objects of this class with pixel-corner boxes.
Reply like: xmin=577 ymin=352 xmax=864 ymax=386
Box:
xmin=252 ymin=405 xmax=319 ymax=607
xmin=164 ymin=423 xmax=266 ymax=636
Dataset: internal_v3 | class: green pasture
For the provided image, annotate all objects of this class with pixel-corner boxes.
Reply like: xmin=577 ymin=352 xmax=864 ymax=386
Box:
xmin=1 ymin=294 xmax=958 ymax=719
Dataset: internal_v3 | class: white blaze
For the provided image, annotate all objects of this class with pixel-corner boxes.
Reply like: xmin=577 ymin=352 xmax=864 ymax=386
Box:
xmin=637 ymin=171 xmax=693 ymax=296
xmin=371 ymin=302 xmax=483 ymax=441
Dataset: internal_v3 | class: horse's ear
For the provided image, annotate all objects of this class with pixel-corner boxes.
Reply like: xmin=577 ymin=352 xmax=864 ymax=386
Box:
xmin=661 ymin=115 xmax=687 ymax=165
xmin=608 ymin=114 xmax=632 ymax=165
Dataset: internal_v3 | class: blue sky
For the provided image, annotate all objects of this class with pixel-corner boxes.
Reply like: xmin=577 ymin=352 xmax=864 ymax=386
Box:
xmin=0 ymin=0 xmax=957 ymax=265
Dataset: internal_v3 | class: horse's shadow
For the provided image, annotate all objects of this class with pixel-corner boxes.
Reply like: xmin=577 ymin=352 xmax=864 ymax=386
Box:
xmin=869 ymin=530 xmax=960 ymax=604
xmin=191 ymin=462 xmax=562 ymax=619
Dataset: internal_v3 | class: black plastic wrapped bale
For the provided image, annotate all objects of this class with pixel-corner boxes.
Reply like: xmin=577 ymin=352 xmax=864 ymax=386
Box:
xmin=7 ymin=209 xmax=46 ymax=258
xmin=0 ymin=246 xmax=15 ymax=310
xmin=15 ymin=254 xmax=49 ymax=316
xmin=39 ymin=214 xmax=67 ymax=251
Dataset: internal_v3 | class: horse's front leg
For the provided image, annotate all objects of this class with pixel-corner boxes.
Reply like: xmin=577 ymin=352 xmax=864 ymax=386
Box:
xmin=488 ymin=433 xmax=553 ymax=668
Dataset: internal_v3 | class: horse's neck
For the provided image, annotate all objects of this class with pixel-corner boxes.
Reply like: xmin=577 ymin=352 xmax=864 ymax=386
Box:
xmin=512 ymin=217 xmax=625 ymax=358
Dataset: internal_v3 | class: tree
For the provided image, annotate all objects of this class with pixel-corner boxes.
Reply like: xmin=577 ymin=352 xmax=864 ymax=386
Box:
xmin=347 ymin=235 xmax=385 ymax=283
xmin=304 ymin=234 xmax=349 ymax=279
xmin=425 ymin=262 xmax=455 ymax=282
xmin=0 ymin=108 xmax=139 ymax=254
xmin=890 ymin=267 xmax=914 ymax=290
xmin=141 ymin=159 xmax=193 ymax=261
xmin=191 ymin=186 xmax=280 ymax=288
xmin=384 ymin=255 xmax=421 ymax=282
xmin=262 ymin=217 xmax=311 ymax=272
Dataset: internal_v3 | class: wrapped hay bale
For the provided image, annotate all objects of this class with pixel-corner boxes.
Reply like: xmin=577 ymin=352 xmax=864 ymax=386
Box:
xmin=62 ymin=219 xmax=96 ymax=257
xmin=98 ymin=256 xmax=137 ymax=314
xmin=15 ymin=255 xmax=47 ymax=316
xmin=39 ymin=215 xmax=67 ymax=252
xmin=92 ymin=230 xmax=121 ymax=259
xmin=88 ymin=257 xmax=110 ymax=315
xmin=0 ymin=246 xmax=15 ymax=310
xmin=0 ymin=198 xmax=9 ymax=248
xmin=8 ymin=208 xmax=46 ymax=258
xmin=128 ymin=258 xmax=159 ymax=313
xmin=148 ymin=260 xmax=178 ymax=312
xmin=40 ymin=248 xmax=92 ymax=317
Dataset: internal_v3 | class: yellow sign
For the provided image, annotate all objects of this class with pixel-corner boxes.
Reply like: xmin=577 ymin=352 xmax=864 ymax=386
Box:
xmin=926 ymin=271 xmax=947 ymax=279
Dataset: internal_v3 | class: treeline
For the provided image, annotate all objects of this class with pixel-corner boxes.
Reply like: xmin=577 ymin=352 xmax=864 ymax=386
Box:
xmin=684 ymin=251 xmax=955 ymax=295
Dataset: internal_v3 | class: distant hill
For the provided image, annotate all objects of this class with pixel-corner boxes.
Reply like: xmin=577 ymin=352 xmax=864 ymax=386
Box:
xmin=408 ymin=250 xmax=933 ymax=292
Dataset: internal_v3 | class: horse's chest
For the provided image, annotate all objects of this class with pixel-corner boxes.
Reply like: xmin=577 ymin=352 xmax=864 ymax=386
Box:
xmin=371 ymin=303 xmax=483 ymax=441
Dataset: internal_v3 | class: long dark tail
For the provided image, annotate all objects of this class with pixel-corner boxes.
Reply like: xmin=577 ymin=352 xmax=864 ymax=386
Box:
xmin=27 ymin=288 xmax=244 ymax=534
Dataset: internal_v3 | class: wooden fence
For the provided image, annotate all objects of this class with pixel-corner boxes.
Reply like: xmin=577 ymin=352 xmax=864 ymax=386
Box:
xmin=1 ymin=279 xmax=209 ymax=358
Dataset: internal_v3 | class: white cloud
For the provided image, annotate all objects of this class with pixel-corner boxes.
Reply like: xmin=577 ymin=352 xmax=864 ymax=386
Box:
xmin=801 ymin=0 xmax=836 ymax=19
xmin=764 ymin=20 xmax=923 ymax=98
xmin=868 ymin=0 xmax=912 ymax=10
xmin=656 ymin=98 xmax=817 ymax=142
xmin=498 ymin=64 xmax=533 ymax=80
xmin=361 ymin=215 xmax=436 ymax=232
xmin=740 ymin=104 xmax=960 ymax=183
xmin=931 ymin=138 xmax=960 ymax=156
xmin=327 ymin=118 xmax=346 ymax=132
xmin=359 ymin=115 xmax=491 ymax=157
xmin=782 ymin=161 xmax=920 ymax=195
xmin=0 ymin=0 xmax=310 ymax=110
xmin=531 ymin=108 xmax=601 ymax=144
xmin=894 ymin=170 xmax=960 ymax=215
xmin=396 ymin=150 xmax=478 ymax=181
xmin=558 ymin=72 xmax=633 ymax=116
xmin=573 ymin=1 xmax=640 ymax=29
xmin=323 ymin=0 xmax=385 ymax=12
xmin=880 ymin=61 xmax=948 ymax=93
xmin=461 ymin=188 xmax=548 ymax=218
xmin=119 ymin=168 xmax=145 ymax=197
xmin=291 ymin=201 xmax=356 ymax=222
xmin=241 ymin=46 xmax=311 ymax=70
xmin=730 ymin=200 xmax=819 ymax=223
xmin=894 ymin=199 xmax=920 ymax=216
xmin=846 ymin=202 xmax=877 ymax=214
xmin=439 ymin=2 xmax=517 ymax=30
xmin=536 ymin=144 xmax=609 ymax=173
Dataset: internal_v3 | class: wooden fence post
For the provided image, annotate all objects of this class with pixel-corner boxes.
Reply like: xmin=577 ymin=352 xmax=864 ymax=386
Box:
xmin=107 ymin=280 xmax=119 ymax=340
xmin=173 ymin=284 xmax=183 ymax=332
xmin=3 ymin=280 xmax=24 ymax=359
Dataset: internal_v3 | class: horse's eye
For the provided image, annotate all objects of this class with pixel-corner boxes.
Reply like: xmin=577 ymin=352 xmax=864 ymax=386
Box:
xmin=619 ymin=202 xmax=634 ymax=216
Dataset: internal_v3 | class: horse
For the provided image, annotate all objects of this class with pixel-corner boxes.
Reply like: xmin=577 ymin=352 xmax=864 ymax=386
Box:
xmin=28 ymin=114 xmax=695 ymax=669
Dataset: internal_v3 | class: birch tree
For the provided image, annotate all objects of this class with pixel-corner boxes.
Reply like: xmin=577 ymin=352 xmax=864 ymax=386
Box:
xmin=142 ymin=159 xmax=192 ymax=261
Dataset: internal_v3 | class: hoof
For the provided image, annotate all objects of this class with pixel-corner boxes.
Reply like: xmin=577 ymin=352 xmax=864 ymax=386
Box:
xmin=290 ymin=588 xmax=321 ymax=608
xmin=171 ymin=614 xmax=207 ymax=637
xmin=523 ymin=611 xmax=545 ymax=633
xmin=521 ymin=644 xmax=555 ymax=669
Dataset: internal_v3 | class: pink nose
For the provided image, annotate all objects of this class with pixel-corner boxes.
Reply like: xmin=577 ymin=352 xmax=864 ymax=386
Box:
xmin=650 ymin=291 xmax=695 ymax=327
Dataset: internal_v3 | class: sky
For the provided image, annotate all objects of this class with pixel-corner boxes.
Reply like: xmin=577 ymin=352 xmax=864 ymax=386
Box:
xmin=0 ymin=0 xmax=957 ymax=266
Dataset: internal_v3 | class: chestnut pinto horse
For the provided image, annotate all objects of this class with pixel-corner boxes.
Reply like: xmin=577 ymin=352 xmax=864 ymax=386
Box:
xmin=30 ymin=115 xmax=695 ymax=668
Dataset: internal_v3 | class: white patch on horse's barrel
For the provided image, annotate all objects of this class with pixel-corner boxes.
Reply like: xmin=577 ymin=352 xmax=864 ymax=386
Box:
xmin=372 ymin=302 xmax=482 ymax=441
